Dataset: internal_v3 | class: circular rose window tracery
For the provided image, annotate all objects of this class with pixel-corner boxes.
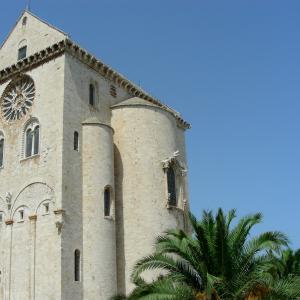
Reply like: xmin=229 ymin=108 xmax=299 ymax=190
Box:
xmin=1 ymin=75 xmax=35 ymax=122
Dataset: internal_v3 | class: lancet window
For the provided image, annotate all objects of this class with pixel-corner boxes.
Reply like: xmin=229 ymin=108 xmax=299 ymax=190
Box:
xmin=24 ymin=119 xmax=40 ymax=158
xmin=0 ymin=132 xmax=4 ymax=167
xmin=104 ymin=186 xmax=111 ymax=217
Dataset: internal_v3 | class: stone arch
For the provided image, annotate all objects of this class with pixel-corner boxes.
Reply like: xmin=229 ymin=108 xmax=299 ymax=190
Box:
xmin=10 ymin=182 xmax=56 ymax=219
xmin=35 ymin=198 xmax=53 ymax=216
xmin=11 ymin=204 xmax=30 ymax=222
xmin=18 ymin=39 xmax=27 ymax=49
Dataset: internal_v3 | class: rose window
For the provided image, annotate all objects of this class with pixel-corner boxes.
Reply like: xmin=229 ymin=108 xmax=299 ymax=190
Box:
xmin=1 ymin=75 xmax=35 ymax=122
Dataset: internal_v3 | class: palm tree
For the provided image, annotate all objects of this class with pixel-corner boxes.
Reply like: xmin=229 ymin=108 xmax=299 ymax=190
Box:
xmin=271 ymin=248 xmax=300 ymax=278
xmin=114 ymin=209 xmax=300 ymax=300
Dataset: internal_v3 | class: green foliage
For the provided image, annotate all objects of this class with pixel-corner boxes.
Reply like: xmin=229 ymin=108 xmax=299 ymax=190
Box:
xmin=112 ymin=209 xmax=300 ymax=300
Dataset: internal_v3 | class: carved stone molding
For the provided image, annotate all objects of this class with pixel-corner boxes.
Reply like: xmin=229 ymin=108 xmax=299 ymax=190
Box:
xmin=0 ymin=39 xmax=190 ymax=129
xmin=162 ymin=150 xmax=188 ymax=176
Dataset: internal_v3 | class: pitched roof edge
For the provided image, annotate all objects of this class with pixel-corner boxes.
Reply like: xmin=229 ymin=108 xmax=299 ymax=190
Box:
xmin=0 ymin=38 xmax=191 ymax=129
xmin=64 ymin=39 xmax=191 ymax=129
xmin=0 ymin=10 xmax=69 ymax=50
xmin=24 ymin=10 xmax=69 ymax=37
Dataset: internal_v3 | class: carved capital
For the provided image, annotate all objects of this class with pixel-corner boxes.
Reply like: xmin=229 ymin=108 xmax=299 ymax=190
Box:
xmin=29 ymin=215 xmax=37 ymax=221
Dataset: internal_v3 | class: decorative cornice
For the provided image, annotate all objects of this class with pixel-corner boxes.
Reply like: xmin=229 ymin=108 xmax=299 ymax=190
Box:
xmin=0 ymin=40 xmax=66 ymax=85
xmin=0 ymin=39 xmax=191 ymax=129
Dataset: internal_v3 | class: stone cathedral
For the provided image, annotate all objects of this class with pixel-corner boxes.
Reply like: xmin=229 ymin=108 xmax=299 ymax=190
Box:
xmin=0 ymin=10 xmax=190 ymax=300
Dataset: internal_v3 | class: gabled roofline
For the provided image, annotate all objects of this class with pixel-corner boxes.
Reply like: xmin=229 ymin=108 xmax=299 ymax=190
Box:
xmin=0 ymin=9 xmax=68 ymax=50
xmin=0 ymin=39 xmax=191 ymax=129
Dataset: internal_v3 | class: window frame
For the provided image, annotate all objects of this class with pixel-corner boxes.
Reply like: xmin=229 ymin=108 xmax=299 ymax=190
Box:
xmin=89 ymin=83 xmax=95 ymax=106
xmin=0 ymin=132 xmax=4 ymax=168
xmin=74 ymin=249 xmax=81 ymax=282
xmin=23 ymin=118 xmax=40 ymax=159
xmin=18 ymin=45 xmax=27 ymax=61
xmin=104 ymin=186 xmax=112 ymax=217
xmin=162 ymin=155 xmax=188 ymax=210
xmin=167 ymin=166 xmax=177 ymax=207
xmin=74 ymin=131 xmax=79 ymax=151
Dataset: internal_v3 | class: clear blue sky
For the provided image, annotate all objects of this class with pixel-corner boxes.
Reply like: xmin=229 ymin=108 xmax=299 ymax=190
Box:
xmin=1 ymin=1 xmax=299 ymax=248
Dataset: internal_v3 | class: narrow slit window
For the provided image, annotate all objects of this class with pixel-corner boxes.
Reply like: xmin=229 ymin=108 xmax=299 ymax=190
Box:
xmin=89 ymin=84 xmax=95 ymax=106
xmin=33 ymin=126 xmax=39 ymax=155
xmin=167 ymin=167 xmax=177 ymax=207
xmin=18 ymin=46 xmax=27 ymax=60
xmin=26 ymin=129 xmax=33 ymax=157
xmin=22 ymin=17 xmax=27 ymax=26
xmin=19 ymin=210 xmax=24 ymax=221
xmin=0 ymin=138 xmax=4 ymax=167
xmin=44 ymin=203 xmax=49 ymax=214
xmin=74 ymin=131 xmax=79 ymax=151
xmin=104 ymin=187 xmax=111 ymax=217
xmin=74 ymin=250 xmax=81 ymax=281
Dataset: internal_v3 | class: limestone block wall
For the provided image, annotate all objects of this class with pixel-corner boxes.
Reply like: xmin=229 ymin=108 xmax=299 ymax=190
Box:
xmin=111 ymin=99 xmax=189 ymax=294
xmin=0 ymin=55 xmax=65 ymax=300
xmin=0 ymin=11 xmax=66 ymax=70
xmin=62 ymin=53 xmax=130 ymax=300
xmin=82 ymin=121 xmax=116 ymax=300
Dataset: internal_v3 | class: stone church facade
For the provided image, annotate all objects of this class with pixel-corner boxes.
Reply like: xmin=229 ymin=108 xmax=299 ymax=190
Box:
xmin=0 ymin=10 xmax=190 ymax=300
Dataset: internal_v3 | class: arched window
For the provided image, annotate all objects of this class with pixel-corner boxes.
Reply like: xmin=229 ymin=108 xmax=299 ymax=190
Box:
xmin=74 ymin=250 xmax=81 ymax=282
xmin=22 ymin=16 xmax=27 ymax=26
xmin=104 ymin=187 xmax=111 ymax=217
xmin=0 ymin=133 xmax=4 ymax=168
xmin=167 ymin=167 xmax=177 ymax=207
xmin=89 ymin=83 xmax=95 ymax=106
xmin=24 ymin=119 xmax=40 ymax=158
xmin=74 ymin=131 xmax=79 ymax=151
xmin=18 ymin=40 xmax=27 ymax=61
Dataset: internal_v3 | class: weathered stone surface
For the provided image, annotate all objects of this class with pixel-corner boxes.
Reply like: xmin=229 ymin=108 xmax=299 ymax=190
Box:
xmin=0 ymin=10 xmax=190 ymax=300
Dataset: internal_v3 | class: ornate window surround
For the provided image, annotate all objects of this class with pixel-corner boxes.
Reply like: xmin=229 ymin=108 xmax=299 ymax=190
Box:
xmin=0 ymin=74 xmax=35 ymax=123
xmin=162 ymin=151 xmax=188 ymax=211
xmin=21 ymin=117 xmax=40 ymax=160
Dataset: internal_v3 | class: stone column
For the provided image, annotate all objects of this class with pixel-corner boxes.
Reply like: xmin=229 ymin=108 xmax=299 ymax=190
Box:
xmin=82 ymin=118 xmax=117 ymax=300
xmin=29 ymin=215 xmax=37 ymax=300
xmin=5 ymin=220 xmax=13 ymax=300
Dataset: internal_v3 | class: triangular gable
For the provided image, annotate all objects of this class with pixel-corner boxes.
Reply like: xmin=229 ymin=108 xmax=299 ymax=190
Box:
xmin=0 ymin=10 xmax=68 ymax=70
